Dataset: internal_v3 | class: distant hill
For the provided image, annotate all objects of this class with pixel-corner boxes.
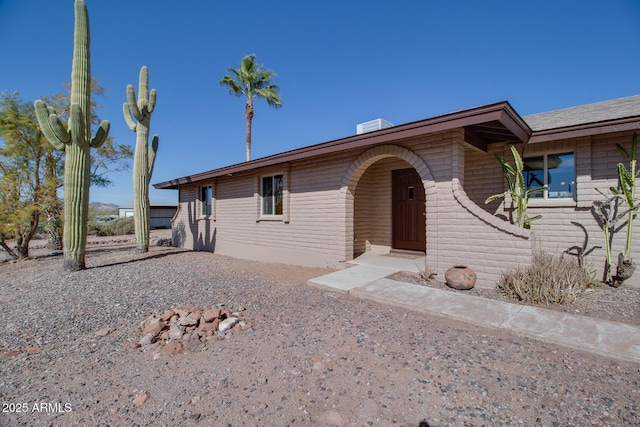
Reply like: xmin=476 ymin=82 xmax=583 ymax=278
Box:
xmin=90 ymin=202 xmax=119 ymax=214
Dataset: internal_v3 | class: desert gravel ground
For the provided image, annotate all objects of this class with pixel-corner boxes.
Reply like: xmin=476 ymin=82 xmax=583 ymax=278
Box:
xmin=1 ymin=233 xmax=639 ymax=426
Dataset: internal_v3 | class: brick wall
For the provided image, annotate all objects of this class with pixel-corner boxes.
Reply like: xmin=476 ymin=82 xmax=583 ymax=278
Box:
xmin=171 ymin=128 xmax=640 ymax=288
xmin=463 ymin=130 xmax=640 ymax=286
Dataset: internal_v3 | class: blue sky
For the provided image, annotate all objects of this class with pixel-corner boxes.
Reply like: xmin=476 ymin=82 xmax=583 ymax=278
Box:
xmin=1 ymin=0 xmax=639 ymax=206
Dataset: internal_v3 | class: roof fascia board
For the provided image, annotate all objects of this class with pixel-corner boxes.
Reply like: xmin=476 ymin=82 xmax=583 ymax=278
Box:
xmin=528 ymin=116 xmax=640 ymax=144
xmin=499 ymin=107 xmax=532 ymax=142
xmin=155 ymin=102 xmax=529 ymax=190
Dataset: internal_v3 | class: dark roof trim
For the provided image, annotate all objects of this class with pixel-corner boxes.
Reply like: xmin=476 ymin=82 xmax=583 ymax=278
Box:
xmin=528 ymin=115 xmax=640 ymax=144
xmin=154 ymin=101 xmax=530 ymax=190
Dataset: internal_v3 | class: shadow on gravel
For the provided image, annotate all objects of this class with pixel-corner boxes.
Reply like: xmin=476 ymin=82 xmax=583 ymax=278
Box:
xmin=88 ymin=249 xmax=191 ymax=270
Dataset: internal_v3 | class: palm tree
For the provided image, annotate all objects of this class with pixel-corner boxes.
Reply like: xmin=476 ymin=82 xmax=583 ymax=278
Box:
xmin=220 ymin=54 xmax=282 ymax=161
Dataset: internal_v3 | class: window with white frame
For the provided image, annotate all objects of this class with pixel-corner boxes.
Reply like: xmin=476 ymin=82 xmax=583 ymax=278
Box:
xmin=200 ymin=185 xmax=212 ymax=217
xmin=261 ymin=174 xmax=283 ymax=216
xmin=523 ymin=152 xmax=575 ymax=199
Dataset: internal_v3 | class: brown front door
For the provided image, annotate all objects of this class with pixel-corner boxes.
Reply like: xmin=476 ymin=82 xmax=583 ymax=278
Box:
xmin=392 ymin=168 xmax=426 ymax=251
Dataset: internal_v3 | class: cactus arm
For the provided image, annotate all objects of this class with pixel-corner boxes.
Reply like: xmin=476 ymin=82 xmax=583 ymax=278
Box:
xmin=48 ymin=114 xmax=69 ymax=145
xmin=148 ymin=88 xmax=156 ymax=114
xmin=510 ymin=145 xmax=523 ymax=171
xmin=616 ymin=143 xmax=630 ymax=159
xmin=138 ymin=66 xmax=149 ymax=110
xmin=126 ymin=84 xmax=143 ymax=121
xmin=90 ymin=120 xmax=110 ymax=148
xmin=35 ymin=100 xmax=69 ymax=149
xmin=148 ymin=134 xmax=159 ymax=181
xmin=123 ymin=102 xmax=137 ymax=131
xmin=43 ymin=104 xmax=72 ymax=141
xmin=485 ymin=191 xmax=509 ymax=204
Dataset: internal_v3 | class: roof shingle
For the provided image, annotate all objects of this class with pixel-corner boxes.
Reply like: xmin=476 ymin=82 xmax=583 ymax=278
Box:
xmin=524 ymin=94 xmax=640 ymax=131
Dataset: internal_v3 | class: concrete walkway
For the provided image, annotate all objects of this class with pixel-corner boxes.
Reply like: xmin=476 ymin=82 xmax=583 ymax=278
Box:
xmin=308 ymin=253 xmax=640 ymax=364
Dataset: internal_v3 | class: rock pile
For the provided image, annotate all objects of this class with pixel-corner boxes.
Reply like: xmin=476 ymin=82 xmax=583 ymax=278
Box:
xmin=136 ymin=304 xmax=253 ymax=355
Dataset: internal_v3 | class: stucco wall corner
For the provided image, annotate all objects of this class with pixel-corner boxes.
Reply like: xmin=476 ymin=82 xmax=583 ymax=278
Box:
xmin=451 ymin=178 xmax=530 ymax=239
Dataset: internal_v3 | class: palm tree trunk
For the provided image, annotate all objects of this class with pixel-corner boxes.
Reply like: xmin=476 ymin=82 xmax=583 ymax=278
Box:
xmin=245 ymin=96 xmax=254 ymax=161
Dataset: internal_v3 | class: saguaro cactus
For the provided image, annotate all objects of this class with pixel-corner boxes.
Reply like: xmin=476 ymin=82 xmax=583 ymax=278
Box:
xmin=123 ymin=66 xmax=159 ymax=253
xmin=34 ymin=0 xmax=110 ymax=271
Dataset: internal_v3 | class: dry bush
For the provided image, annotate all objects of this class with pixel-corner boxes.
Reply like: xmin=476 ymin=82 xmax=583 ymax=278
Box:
xmin=417 ymin=260 xmax=437 ymax=285
xmin=498 ymin=250 xmax=596 ymax=305
xmin=88 ymin=217 xmax=135 ymax=236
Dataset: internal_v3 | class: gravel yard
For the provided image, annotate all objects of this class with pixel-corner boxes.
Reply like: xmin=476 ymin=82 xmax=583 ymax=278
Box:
xmin=1 ymin=233 xmax=639 ymax=426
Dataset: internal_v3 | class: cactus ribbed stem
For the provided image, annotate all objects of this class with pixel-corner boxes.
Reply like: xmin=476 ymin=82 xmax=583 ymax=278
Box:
xmin=123 ymin=66 xmax=158 ymax=253
xmin=134 ymin=120 xmax=151 ymax=253
xmin=63 ymin=142 xmax=91 ymax=270
xmin=34 ymin=0 xmax=109 ymax=271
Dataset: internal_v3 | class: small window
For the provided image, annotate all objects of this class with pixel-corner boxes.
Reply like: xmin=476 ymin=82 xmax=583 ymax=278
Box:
xmin=201 ymin=185 xmax=212 ymax=217
xmin=262 ymin=175 xmax=283 ymax=215
xmin=524 ymin=152 xmax=574 ymax=199
xmin=408 ymin=186 xmax=415 ymax=201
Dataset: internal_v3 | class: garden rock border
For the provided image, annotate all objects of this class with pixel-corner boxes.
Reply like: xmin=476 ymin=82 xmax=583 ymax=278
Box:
xmin=135 ymin=304 xmax=253 ymax=355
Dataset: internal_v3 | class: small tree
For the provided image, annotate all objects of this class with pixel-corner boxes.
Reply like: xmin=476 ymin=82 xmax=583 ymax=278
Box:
xmin=0 ymin=92 xmax=48 ymax=258
xmin=485 ymin=145 xmax=546 ymax=229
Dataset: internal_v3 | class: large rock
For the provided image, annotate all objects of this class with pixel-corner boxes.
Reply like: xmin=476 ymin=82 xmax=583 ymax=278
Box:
xmin=169 ymin=324 xmax=184 ymax=340
xmin=218 ymin=317 xmax=238 ymax=332
xmin=203 ymin=308 xmax=221 ymax=322
xmin=178 ymin=316 xmax=198 ymax=326
xmin=139 ymin=333 xmax=155 ymax=346
xmin=142 ymin=318 xmax=165 ymax=336
xmin=160 ymin=310 xmax=175 ymax=321
xmin=199 ymin=319 xmax=220 ymax=332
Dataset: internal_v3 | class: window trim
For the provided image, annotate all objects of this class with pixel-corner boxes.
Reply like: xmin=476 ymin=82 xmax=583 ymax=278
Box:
xmin=256 ymin=166 xmax=290 ymax=223
xmin=523 ymin=150 xmax=575 ymax=201
xmin=200 ymin=184 xmax=213 ymax=218
xmin=260 ymin=173 xmax=284 ymax=219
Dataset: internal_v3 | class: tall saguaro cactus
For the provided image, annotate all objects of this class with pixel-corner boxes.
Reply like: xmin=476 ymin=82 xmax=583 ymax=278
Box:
xmin=123 ymin=66 xmax=158 ymax=253
xmin=34 ymin=0 xmax=110 ymax=271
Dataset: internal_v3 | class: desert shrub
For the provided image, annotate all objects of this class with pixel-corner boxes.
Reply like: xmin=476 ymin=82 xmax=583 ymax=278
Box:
xmin=111 ymin=217 xmax=135 ymax=235
xmin=498 ymin=250 xmax=596 ymax=305
xmin=417 ymin=260 xmax=437 ymax=285
xmin=88 ymin=217 xmax=135 ymax=236
xmin=87 ymin=222 xmax=103 ymax=236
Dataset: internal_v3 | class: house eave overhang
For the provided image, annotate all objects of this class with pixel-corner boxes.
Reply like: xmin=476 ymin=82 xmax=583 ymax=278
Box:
xmin=528 ymin=116 xmax=640 ymax=144
xmin=154 ymin=101 xmax=531 ymax=190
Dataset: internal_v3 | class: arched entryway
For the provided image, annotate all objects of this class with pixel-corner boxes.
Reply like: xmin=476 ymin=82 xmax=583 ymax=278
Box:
xmin=341 ymin=145 xmax=436 ymax=260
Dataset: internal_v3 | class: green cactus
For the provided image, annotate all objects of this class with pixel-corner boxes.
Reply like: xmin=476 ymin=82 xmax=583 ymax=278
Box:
xmin=34 ymin=0 xmax=109 ymax=271
xmin=610 ymin=133 xmax=639 ymax=259
xmin=123 ymin=66 xmax=158 ymax=253
xmin=485 ymin=145 xmax=546 ymax=229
